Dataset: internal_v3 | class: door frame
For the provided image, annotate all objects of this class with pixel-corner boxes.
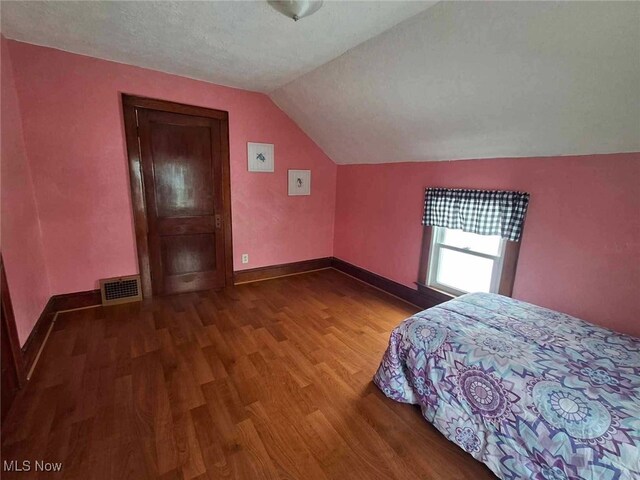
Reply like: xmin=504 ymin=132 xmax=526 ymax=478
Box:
xmin=121 ymin=94 xmax=233 ymax=297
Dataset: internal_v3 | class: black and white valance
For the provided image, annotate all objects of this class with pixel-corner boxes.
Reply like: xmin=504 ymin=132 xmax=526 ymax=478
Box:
xmin=422 ymin=188 xmax=530 ymax=241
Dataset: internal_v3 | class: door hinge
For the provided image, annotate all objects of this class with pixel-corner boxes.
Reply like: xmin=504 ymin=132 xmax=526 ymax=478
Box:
xmin=215 ymin=215 xmax=222 ymax=229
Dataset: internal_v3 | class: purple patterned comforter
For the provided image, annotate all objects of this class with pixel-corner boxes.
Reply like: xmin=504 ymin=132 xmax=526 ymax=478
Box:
xmin=374 ymin=293 xmax=640 ymax=480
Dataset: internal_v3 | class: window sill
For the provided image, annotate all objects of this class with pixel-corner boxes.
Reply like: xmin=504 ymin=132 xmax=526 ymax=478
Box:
xmin=414 ymin=282 xmax=456 ymax=303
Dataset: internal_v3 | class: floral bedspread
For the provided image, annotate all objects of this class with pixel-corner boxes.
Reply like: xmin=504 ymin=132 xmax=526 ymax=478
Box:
xmin=374 ymin=292 xmax=640 ymax=480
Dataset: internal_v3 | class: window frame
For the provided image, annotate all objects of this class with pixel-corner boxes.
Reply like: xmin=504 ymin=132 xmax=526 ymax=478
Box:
xmin=417 ymin=226 xmax=522 ymax=298
xmin=427 ymin=226 xmax=506 ymax=297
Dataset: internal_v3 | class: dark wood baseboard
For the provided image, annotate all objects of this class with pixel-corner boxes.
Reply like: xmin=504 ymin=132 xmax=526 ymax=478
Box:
xmin=330 ymin=257 xmax=453 ymax=310
xmin=50 ymin=289 xmax=102 ymax=312
xmin=234 ymin=257 xmax=333 ymax=284
xmin=233 ymin=256 xmax=453 ymax=311
xmin=20 ymin=297 xmax=56 ymax=376
xmin=22 ymin=289 xmax=101 ymax=376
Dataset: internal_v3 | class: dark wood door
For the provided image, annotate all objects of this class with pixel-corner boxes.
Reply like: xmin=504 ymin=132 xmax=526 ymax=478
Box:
xmin=136 ymin=108 xmax=228 ymax=295
xmin=1 ymin=256 xmax=26 ymax=424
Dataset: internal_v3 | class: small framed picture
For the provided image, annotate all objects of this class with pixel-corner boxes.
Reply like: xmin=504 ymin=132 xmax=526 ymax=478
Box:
xmin=248 ymin=142 xmax=274 ymax=172
xmin=288 ymin=170 xmax=311 ymax=196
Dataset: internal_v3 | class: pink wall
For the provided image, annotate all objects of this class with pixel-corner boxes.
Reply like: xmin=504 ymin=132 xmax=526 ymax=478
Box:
xmin=334 ymin=153 xmax=640 ymax=337
xmin=7 ymin=40 xmax=336 ymax=295
xmin=1 ymin=37 xmax=51 ymax=345
xmin=4 ymin=38 xmax=638 ymax=342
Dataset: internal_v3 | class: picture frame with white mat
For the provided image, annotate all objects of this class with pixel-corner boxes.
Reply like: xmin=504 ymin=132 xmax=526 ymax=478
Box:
xmin=288 ymin=169 xmax=311 ymax=196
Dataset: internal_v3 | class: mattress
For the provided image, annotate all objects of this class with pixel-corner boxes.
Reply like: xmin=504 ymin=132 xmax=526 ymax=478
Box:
xmin=374 ymin=292 xmax=640 ymax=479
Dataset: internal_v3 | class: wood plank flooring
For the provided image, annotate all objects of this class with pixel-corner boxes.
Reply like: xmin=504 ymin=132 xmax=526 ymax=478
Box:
xmin=1 ymin=269 xmax=494 ymax=479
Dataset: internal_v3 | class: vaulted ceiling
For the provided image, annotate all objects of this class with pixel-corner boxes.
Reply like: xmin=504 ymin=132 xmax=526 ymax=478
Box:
xmin=2 ymin=1 xmax=639 ymax=164
xmin=0 ymin=0 xmax=435 ymax=92
xmin=272 ymin=1 xmax=640 ymax=163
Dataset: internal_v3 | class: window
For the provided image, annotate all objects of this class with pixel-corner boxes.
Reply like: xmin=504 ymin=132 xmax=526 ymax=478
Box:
xmin=418 ymin=187 xmax=528 ymax=299
xmin=426 ymin=227 xmax=507 ymax=297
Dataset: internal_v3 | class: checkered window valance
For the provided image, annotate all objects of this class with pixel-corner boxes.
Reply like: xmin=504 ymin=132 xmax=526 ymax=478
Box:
xmin=422 ymin=188 xmax=530 ymax=241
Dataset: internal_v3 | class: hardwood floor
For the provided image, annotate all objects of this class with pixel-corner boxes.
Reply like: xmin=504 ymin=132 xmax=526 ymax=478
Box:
xmin=1 ymin=269 xmax=494 ymax=479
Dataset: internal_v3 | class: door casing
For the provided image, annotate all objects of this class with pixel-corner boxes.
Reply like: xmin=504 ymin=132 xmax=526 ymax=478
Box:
xmin=122 ymin=94 xmax=233 ymax=297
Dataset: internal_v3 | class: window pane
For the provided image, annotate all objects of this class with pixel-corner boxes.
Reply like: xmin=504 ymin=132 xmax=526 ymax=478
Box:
xmin=436 ymin=248 xmax=495 ymax=293
xmin=440 ymin=228 xmax=502 ymax=256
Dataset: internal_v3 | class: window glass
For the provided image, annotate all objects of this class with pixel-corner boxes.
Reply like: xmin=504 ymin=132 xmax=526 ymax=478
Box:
xmin=441 ymin=229 xmax=502 ymax=256
xmin=435 ymin=248 xmax=495 ymax=293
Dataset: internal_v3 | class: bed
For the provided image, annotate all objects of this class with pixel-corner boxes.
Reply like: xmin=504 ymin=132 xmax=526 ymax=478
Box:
xmin=374 ymin=292 xmax=640 ymax=480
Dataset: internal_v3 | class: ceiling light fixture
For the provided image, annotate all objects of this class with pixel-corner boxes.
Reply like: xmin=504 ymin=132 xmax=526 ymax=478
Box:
xmin=268 ymin=0 xmax=324 ymax=22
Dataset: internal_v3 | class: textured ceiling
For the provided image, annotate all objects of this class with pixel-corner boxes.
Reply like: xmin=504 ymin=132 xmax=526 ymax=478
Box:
xmin=272 ymin=1 xmax=640 ymax=163
xmin=0 ymin=0 xmax=436 ymax=92
xmin=2 ymin=1 xmax=639 ymax=164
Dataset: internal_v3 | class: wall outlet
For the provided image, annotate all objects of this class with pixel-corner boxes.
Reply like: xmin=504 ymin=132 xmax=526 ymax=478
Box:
xmin=241 ymin=254 xmax=249 ymax=264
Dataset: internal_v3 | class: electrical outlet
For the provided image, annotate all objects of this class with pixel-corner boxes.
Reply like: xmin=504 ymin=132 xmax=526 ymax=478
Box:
xmin=241 ymin=254 xmax=249 ymax=264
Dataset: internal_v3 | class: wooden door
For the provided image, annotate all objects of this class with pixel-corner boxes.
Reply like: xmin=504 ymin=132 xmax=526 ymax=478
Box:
xmin=1 ymin=256 xmax=26 ymax=424
xmin=123 ymin=96 xmax=232 ymax=296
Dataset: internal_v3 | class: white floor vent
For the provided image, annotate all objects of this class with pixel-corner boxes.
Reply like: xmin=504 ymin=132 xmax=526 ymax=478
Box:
xmin=99 ymin=275 xmax=142 ymax=306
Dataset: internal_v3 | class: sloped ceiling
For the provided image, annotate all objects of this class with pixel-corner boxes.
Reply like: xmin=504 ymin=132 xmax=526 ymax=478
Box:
xmin=0 ymin=0 xmax=436 ymax=92
xmin=271 ymin=1 xmax=640 ymax=164
xmin=2 ymin=1 xmax=639 ymax=164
